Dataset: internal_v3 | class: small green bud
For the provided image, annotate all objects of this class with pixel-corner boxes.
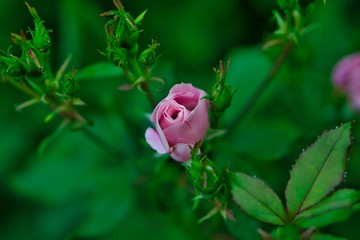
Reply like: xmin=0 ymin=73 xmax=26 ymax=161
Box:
xmin=210 ymin=60 xmax=233 ymax=116
xmin=62 ymin=67 xmax=80 ymax=96
xmin=277 ymin=0 xmax=299 ymax=11
xmin=25 ymin=2 xmax=52 ymax=55
xmin=7 ymin=65 xmax=25 ymax=81
xmin=139 ymin=40 xmax=160 ymax=66
xmin=107 ymin=46 xmax=128 ymax=67
xmin=187 ymin=151 xmax=220 ymax=199
xmin=211 ymin=82 xmax=232 ymax=113
xmin=186 ymin=146 xmax=232 ymax=204
xmin=103 ymin=8 xmax=140 ymax=51
xmin=23 ymin=48 xmax=43 ymax=77
xmin=102 ymin=1 xmax=145 ymax=64
xmin=0 ymin=54 xmax=27 ymax=82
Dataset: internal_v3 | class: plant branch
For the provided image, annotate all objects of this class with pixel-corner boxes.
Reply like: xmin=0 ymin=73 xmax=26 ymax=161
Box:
xmin=127 ymin=56 xmax=157 ymax=108
xmin=227 ymin=42 xmax=293 ymax=131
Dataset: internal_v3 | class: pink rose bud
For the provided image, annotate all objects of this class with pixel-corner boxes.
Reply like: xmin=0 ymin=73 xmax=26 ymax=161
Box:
xmin=145 ymin=83 xmax=210 ymax=162
xmin=332 ymin=52 xmax=360 ymax=110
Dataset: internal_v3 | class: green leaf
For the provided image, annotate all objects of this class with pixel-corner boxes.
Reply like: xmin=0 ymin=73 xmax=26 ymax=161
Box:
xmin=296 ymin=189 xmax=360 ymax=221
xmin=272 ymin=225 xmax=301 ymax=240
xmin=297 ymin=202 xmax=360 ymax=228
xmin=76 ymin=61 xmax=123 ymax=81
xmin=134 ymin=9 xmax=147 ymax=25
xmin=285 ymin=123 xmax=352 ymax=218
xmin=231 ymin=172 xmax=287 ymax=225
xmin=296 ymin=189 xmax=360 ymax=228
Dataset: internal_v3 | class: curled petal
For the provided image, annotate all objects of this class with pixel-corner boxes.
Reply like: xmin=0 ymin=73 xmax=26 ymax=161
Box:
xmin=332 ymin=52 xmax=360 ymax=89
xmin=145 ymin=128 xmax=167 ymax=154
xmin=170 ymin=143 xmax=192 ymax=162
xmin=163 ymin=97 xmax=209 ymax=147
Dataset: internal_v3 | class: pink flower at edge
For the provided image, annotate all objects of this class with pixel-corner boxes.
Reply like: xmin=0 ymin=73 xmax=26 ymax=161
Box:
xmin=332 ymin=52 xmax=360 ymax=110
xmin=145 ymin=83 xmax=210 ymax=162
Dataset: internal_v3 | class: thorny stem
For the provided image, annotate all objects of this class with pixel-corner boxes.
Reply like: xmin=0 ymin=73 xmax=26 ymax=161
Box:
xmin=227 ymin=41 xmax=293 ymax=131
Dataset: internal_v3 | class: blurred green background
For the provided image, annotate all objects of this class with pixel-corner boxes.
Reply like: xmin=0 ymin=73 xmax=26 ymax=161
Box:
xmin=1 ymin=0 xmax=360 ymax=239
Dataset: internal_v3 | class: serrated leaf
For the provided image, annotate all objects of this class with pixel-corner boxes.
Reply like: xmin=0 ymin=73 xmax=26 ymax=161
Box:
xmin=231 ymin=172 xmax=287 ymax=225
xmin=76 ymin=61 xmax=123 ymax=81
xmin=285 ymin=123 xmax=352 ymax=218
xmin=297 ymin=203 xmax=360 ymax=228
xmin=296 ymin=189 xmax=360 ymax=221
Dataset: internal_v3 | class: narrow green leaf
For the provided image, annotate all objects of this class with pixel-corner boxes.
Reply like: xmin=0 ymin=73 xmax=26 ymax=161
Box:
xmin=76 ymin=61 xmax=123 ymax=81
xmin=297 ymin=203 xmax=360 ymax=228
xmin=296 ymin=189 xmax=360 ymax=220
xmin=231 ymin=172 xmax=287 ymax=225
xmin=285 ymin=123 xmax=352 ymax=218
xmin=134 ymin=9 xmax=147 ymax=25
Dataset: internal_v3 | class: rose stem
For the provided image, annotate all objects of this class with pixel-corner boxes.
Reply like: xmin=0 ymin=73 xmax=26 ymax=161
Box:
xmin=227 ymin=41 xmax=293 ymax=130
xmin=128 ymin=56 xmax=157 ymax=108
xmin=7 ymin=75 xmax=121 ymax=159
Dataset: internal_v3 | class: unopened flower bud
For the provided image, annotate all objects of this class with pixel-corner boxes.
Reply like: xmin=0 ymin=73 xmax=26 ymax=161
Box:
xmin=23 ymin=48 xmax=43 ymax=77
xmin=25 ymin=2 xmax=52 ymax=55
xmin=0 ymin=56 xmax=26 ymax=82
xmin=139 ymin=40 xmax=160 ymax=66
xmin=211 ymin=82 xmax=232 ymax=114
xmin=187 ymin=150 xmax=220 ymax=198
xmin=103 ymin=8 xmax=140 ymax=52
xmin=107 ymin=46 xmax=128 ymax=67
xmin=210 ymin=60 xmax=233 ymax=116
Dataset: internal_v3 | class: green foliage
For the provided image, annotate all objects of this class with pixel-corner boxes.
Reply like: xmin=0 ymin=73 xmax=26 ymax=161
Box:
xmin=1 ymin=0 xmax=360 ymax=239
xmin=296 ymin=189 xmax=360 ymax=227
xmin=231 ymin=123 xmax=357 ymax=239
xmin=286 ymin=123 xmax=352 ymax=218
xmin=231 ymin=172 xmax=287 ymax=225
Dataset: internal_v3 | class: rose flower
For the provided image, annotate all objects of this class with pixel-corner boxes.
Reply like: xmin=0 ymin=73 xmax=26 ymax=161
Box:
xmin=145 ymin=83 xmax=210 ymax=162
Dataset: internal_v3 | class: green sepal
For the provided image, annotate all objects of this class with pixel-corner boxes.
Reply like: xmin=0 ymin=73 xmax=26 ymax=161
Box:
xmin=25 ymin=2 xmax=52 ymax=55
xmin=139 ymin=40 xmax=160 ymax=66
xmin=134 ymin=10 xmax=147 ymax=25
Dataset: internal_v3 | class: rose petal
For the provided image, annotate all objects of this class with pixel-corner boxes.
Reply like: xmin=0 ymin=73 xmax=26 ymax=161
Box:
xmin=159 ymin=100 xmax=190 ymax=129
xmin=145 ymin=128 xmax=167 ymax=154
xmin=170 ymin=143 xmax=192 ymax=162
xmin=163 ymin=97 xmax=210 ymax=146
xmin=332 ymin=52 xmax=360 ymax=88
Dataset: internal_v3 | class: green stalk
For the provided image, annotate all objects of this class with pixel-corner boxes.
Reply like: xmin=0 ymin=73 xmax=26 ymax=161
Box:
xmin=227 ymin=41 xmax=293 ymax=131
xmin=128 ymin=56 xmax=157 ymax=108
